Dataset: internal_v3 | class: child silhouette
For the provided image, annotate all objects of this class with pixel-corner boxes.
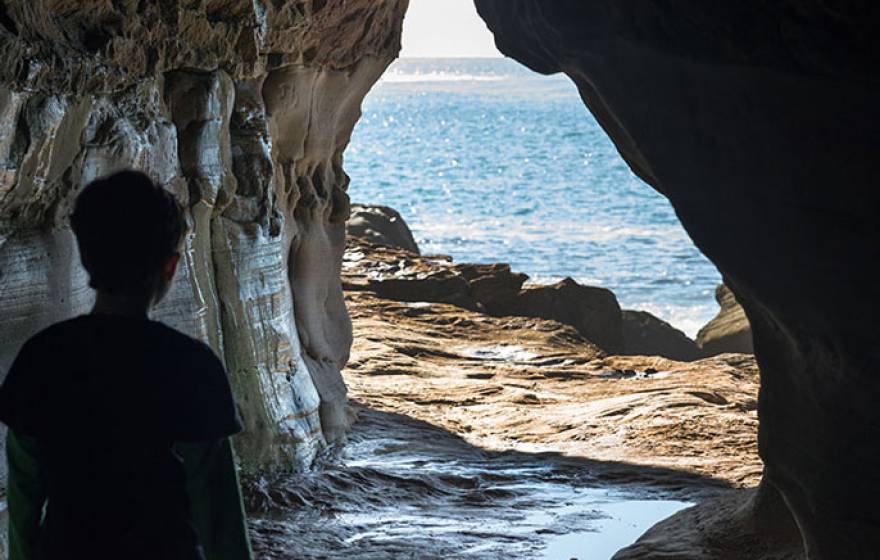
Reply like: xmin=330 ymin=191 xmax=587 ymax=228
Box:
xmin=0 ymin=171 xmax=253 ymax=560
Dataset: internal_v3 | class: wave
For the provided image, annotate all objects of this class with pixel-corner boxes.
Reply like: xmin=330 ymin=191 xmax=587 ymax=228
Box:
xmin=413 ymin=220 xmax=691 ymax=244
xmin=380 ymin=71 xmax=506 ymax=84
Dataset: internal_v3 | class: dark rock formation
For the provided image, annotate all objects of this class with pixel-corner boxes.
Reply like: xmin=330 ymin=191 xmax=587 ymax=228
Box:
xmin=0 ymin=0 xmax=408 ymax=477
xmin=348 ymin=203 xmax=420 ymax=253
xmin=697 ymin=284 xmax=754 ymax=356
xmin=622 ymin=310 xmax=702 ymax=362
xmin=475 ymin=1 xmax=880 ymax=558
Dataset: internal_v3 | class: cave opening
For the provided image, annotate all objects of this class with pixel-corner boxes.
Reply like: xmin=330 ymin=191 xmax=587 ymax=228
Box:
xmin=0 ymin=0 xmax=828 ymax=558
xmin=309 ymin=1 xmax=759 ymax=559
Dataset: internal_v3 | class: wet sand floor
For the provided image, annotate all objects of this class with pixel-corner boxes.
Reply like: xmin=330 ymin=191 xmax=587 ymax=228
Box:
xmin=247 ymin=405 xmax=721 ymax=559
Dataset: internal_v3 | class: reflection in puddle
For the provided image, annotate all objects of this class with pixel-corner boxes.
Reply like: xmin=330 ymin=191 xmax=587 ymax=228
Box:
xmin=459 ymin=345 xmax=541 ymax=362
xmin=248 ymin=406 xmax=694 ymax=559
xmin=539 ymin=499 xmax=688 ymax=559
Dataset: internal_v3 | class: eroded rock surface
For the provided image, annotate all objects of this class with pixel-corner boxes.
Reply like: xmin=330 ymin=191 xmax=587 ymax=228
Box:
xmin=697 ymin=283 xmax=754 ymax=356
xmin=475 ymin=2 xmax=879 ymax=557
xmin=240 ymin=240 xmax=763 ymax=557
xmin=341 ymin=242 xmax=762 ymax=488
xmin=0 ymin=0 xmax=408 ymax=477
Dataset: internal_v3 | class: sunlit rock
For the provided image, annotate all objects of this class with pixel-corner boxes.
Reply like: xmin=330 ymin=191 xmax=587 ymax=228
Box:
xmin=348 ymin=203 xmax=420 ymax=254
xmin=697 ymin=283 xmax=754 ymax=356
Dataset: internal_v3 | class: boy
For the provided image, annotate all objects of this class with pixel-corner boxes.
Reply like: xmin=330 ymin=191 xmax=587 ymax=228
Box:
xmin=0 ymin=171 xmax=253 ymax=560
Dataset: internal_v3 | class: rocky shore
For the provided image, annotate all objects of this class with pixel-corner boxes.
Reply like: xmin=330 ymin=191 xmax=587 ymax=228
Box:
xmin=241 ymin=205 xmax=764 ymax=558
xmin=342 ymin=206 xmax=761 ymax=486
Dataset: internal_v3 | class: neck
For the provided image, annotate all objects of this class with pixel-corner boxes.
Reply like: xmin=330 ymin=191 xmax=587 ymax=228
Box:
xmin=91 ymin=290 xmax=152 ymax=319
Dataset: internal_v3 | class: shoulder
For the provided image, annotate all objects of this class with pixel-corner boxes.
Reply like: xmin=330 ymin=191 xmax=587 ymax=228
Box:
xmin=5 ymin=316 xmax=93 ymax=375
xmin=19 ymin=316 xmax=90 ymax=350
xmin=149 ymin=322 xmax=223 ymax=366
xmin=0 ymin=319 xmax=87 ymax=433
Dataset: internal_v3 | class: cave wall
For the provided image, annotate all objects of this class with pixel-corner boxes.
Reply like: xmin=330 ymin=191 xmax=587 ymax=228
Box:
xmin=475 ymin=2 xmax=880 ymax=559
xmin=0 ymin=0 xmax=408 ymax=479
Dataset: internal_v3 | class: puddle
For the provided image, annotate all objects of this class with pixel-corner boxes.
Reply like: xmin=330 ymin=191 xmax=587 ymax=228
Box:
xmin=247 ymin=406 xmax=694 ymax=559
xmin=597 ymin=368 xmax=669 ymax=380
xmin=459 ymin=345 xmax=541 ymax=362
xmin=539 ymin=499 xmax=687 ymax=559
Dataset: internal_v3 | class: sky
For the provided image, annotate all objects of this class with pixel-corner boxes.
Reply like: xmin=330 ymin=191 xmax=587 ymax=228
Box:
xmin=399 ymin=0 xmax=503 ymax=58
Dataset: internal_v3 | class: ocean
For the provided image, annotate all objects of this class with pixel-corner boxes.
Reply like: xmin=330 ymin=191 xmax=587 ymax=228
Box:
xmin=345 ymin=58 xmax=721 ymax=337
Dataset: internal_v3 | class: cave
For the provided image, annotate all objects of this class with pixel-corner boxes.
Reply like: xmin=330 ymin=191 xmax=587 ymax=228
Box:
xmin=1 ymin=1 xmax=876 ymax=559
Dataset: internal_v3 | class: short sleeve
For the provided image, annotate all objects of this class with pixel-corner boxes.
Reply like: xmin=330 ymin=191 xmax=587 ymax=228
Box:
xmin=168 ymin=342 xmax=242 ymax=442
xmin=0 ymin=340 xmax=48 ymax=437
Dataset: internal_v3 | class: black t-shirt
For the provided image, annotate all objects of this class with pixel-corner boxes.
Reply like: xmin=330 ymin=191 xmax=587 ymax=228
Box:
xmin=0 ymin=314 xmax=242 ymax=560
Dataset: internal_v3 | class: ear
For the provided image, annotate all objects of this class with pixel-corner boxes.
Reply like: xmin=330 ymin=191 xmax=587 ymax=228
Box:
xmin=162 ymin=253 xmax=181 ymax=283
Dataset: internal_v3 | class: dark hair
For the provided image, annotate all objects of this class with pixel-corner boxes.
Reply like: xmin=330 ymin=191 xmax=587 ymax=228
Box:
xmin=71 ymin=170 xmax=186 ymax=294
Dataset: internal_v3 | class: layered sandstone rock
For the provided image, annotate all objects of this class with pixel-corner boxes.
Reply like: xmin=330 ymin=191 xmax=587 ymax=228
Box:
xmin=476 ymin=2 xmax=879 ymax=558
xmin=0 ymin=0 xmax=408 ymax=479
xmin=343 ymin=268 xmax=763 ymax=488
xmin=697 ymin=283 xmax=754 ymax=356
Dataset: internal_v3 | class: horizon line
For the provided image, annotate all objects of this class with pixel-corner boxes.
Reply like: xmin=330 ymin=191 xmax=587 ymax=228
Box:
xmin=396 ymin=55 xmax=506 ymax=59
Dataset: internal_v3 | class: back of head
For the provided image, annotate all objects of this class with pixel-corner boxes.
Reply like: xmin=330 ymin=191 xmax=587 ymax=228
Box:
xmin=71 ymin=170 xmax=185 ymax=294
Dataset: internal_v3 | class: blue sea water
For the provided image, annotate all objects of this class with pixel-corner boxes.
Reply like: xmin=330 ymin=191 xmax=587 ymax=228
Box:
xmin=345 ymin=58 xmax=721 ymax=337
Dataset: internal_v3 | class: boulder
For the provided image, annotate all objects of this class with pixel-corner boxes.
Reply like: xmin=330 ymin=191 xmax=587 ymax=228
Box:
xmin=697 ymin=284 xmax=754 ymax=356
xmin=347 ymin=204 xmax=420 ymax=254
xmin=455 ymin=262 xmax=529 ymax=310
xmin=342 ymin=240 xmax=474 ymax=308
xmin=622 ymin=310 xmax=703 ymax=361
xmin=493 ymin=278 xmax=625 ymax=354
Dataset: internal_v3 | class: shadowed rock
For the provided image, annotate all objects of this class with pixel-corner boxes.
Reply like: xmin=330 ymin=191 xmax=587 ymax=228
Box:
xmin=493 ymin=278 xmax=624 ymax=354
xmin=622 ymin=310 xmax=703 ymax=362
xmin=475 ymin=1 xmax=880 ymax=558
xmin=613 ymin=485 xmax=803 ymax=560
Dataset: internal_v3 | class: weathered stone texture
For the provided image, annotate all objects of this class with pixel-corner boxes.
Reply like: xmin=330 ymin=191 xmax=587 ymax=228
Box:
xmin=0 ymin=0 xmax=408 ymax=482
xmin=476 ymin=1 xmax=880 ymax=558
xmin=697 ymin=283 xmax=754 ymax=356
